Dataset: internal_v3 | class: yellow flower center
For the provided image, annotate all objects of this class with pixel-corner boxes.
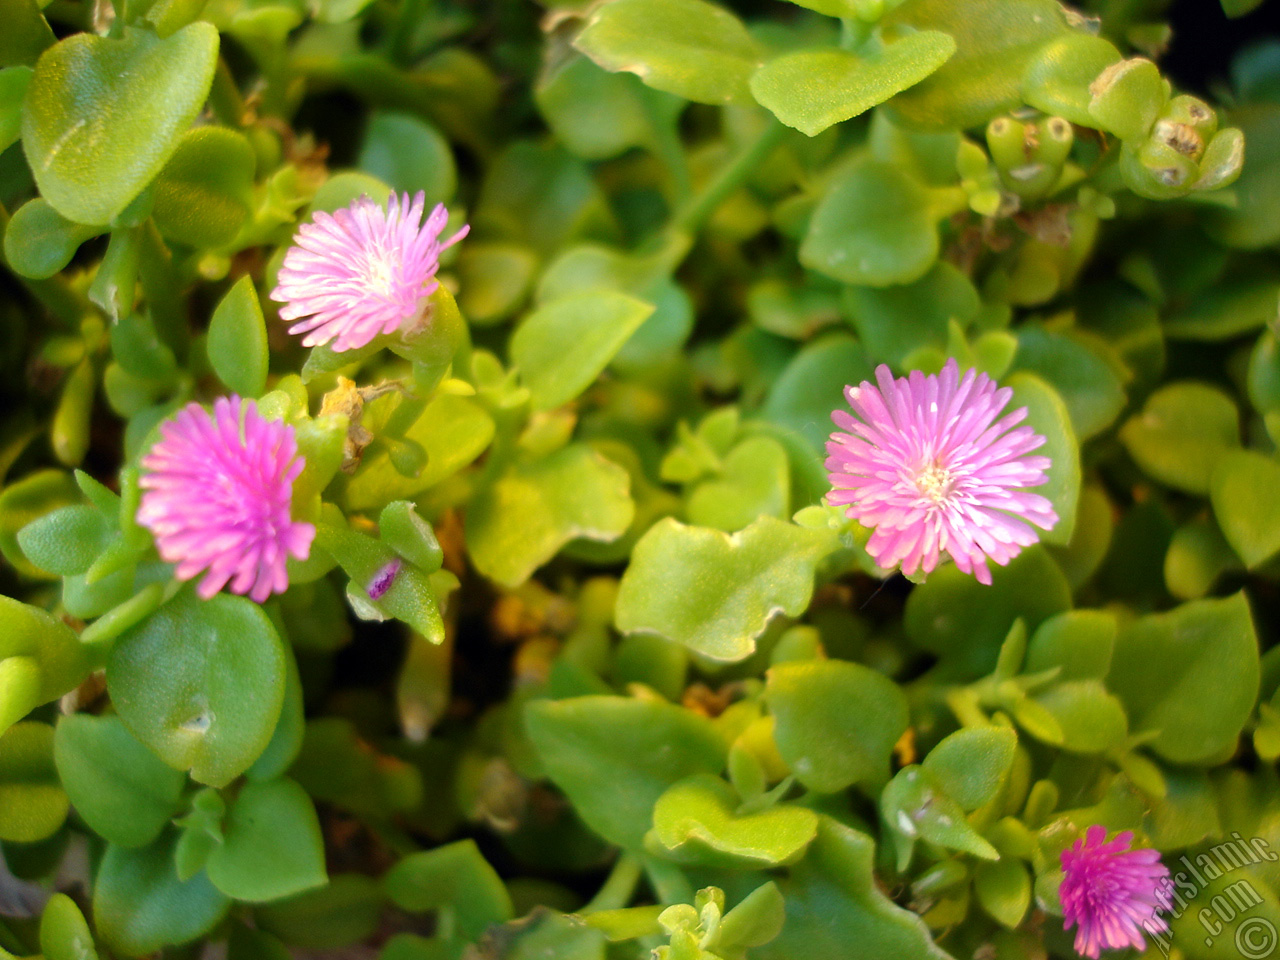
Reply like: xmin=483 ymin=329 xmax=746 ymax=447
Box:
xmin=915 ymin=462 xmax=954 ymax=503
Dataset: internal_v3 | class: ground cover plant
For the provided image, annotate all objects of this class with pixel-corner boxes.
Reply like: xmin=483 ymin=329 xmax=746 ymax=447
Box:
xmin=1 ymin=0 xmax=1279 ymax=957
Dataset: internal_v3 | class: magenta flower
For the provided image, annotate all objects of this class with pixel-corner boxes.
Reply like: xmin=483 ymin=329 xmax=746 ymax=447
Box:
xmin=1060 ymin=826 xmax=1171 ymax=958
xmin=138 ymin=396 xmax=315 ymax=603
xmin=825 ymin=359 xmax=1057 ymax=584
xmin=271 ymin=191 xmax=468 ymax=353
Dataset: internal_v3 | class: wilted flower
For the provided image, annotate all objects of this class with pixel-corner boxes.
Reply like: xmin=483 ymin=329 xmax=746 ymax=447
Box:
xmin=138 ymin=396 xmax=315 ymax=603
xmin=271 ymin=191 xmax=468 ymax=353
xmin=1060 ymin=826 xmax=1171 ymax=959
xmin=825 ymin=359 xmax=1057 ymax=584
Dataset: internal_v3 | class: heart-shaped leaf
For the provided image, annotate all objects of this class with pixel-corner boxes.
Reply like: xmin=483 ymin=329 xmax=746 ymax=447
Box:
xmin=766 ymin=659 xmax=908 ymax=793
xmin=686 ymin=436 xmax=790 ymax=532
xmin=206 ymin=778 xmax=327 ymax=903
xmin=511 ymin=290 xmax=654 ymax=411
xmin=107 ymin=590 xmax=287 ymax=787
xmin=53 ymin=714 xmax=186 ymax=848
xmin=1211 ymin=450 xmax=1280 ymax=568
xmin=615 ymin=516 xmax=836 ymax=662
xmin=573 ymin=0 xmax=763 ymax=105
xmin=751 ymin=32 xmax=955 ymax=137
xmin=22 ymin=23 xmax=218 ymax=225
xmin=525 ymin=695 xmax=726 ymax=850
xmin=467 ymin=444 xmax=633 ymax=587
xmin=1120 ymin=381 xmax=1240 ymax=494
xmin=801 ymin=158 xmax=938 ymax=287
xmin=650 ymin=774 xmax=819 ymax=867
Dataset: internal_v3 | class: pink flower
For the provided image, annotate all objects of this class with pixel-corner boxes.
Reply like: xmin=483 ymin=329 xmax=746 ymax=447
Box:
xmin=138 ymin=396 xmax=315 ymax=603
xmin=825 ymin=359 xmax=1057 ymax=584
xmin=1060 ymin=826 xmax=1171 ymax=958
xmin=271 ymin=192 xmax=468 ymax=352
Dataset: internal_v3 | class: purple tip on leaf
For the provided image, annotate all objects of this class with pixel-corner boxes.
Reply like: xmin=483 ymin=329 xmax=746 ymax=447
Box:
xmin=368 ymin=558 xmax=403 ymax=600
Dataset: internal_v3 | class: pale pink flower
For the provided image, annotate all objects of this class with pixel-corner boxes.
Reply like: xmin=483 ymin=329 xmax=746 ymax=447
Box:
xmin=138 ymin=396 xmax=315 ymax=603
xmin=1060 ymin=826 xmax=1171 ymax=958
xmin=825 ymin=359 xmax=1057 ymax=585
xmin=271 ymin=192 xmax=468 ymax=352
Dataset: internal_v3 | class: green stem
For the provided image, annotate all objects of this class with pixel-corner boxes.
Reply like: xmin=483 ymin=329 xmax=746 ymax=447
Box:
xmin=0 ymin=202 xmax=96 ymax=330
xmin=581 ymin=853 xmax=643 ymax=913
xmin=645 ymin=99 xmax=693 ymax=209
xmin=672 ymin=118 xmax=787 ymax=236
xmin=642 ymin=854 xmax=694 ymax=907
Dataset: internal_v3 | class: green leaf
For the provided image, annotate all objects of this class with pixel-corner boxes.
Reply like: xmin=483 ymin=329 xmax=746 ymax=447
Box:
xmin=536 ymin=54 xmax=681 ymax=161
xmin=1024 ymin=610 xmax=1115 ymax=680
xmin=1222 ymin=0 xmax=1267 ymax=16
xmin=921 ymin=727 xmax=1016 ymax=811
xmin=1109 ymin=593 xmax=1260 ymax=765
xmin=766 ymin=659 xmax=907 ymax=793
xmin=315 ymin=512 xmax=445 ymax=643
xmin=358 ymin=112 xmax=456 ymax=207
xmin=883 ymin=0 xmax=1069 ymax=129
xmin=1119 ymin=381 xmax=1240 ymax=494
xmin=1007 ymin=371 xmax=1079 ymax=545
xmin=0 ymin=0 xmax=54 ymax=69
xmin=2 ymin=197 xmax=100 ymax=279
xmin=756 ymin=817 xmax=953 ymax=960
xmin=1087 ymin=57 xmax=1166 ymax=142
xmin=384 ymin=840 xmax=512 ymax=940
xmin=206 ymin=778 xmax=327 ymax=903
xmin=457 ymin=243 xmax=539 ymax=325
xmin=0 ymin=721 xmax=68 ymax=842
xmin=1031 ymin=680 xmax=1128 ymax=753
xmin=467 ymin=444 xmax=634 ymax=588
xmin=1013 ymin=328 xmax=1126 ymax=440
xmin=1021 ymin=33 xmax=1121 ymax=127
xmin=762 ymin=334 xmax=874 ymax=454
xmin=512 ymin=291 xmax=654 ymax=410
xmin=1164 ymin=517 xmax=1242 ymax=601
xmin=801 ymin=158 xmax=938 ymax=287
xmin=537 ymin=244 xmax=694 ymax=371
xmin=107 ymin=590 xmax=287 ymax=787
xmin=343 ymin=394 xmax=494 ymax=510
xmin=615 ymin=516 xmax=835 ymax=662
xmin=973 ymin=859 xmax=1030 ymax=928
xmin=22 ymin=23 xmax=219 ymax=225
xmin=152 ymin=127 xmax=255 ymax=249
xmin=718 ymin=881 xmax=786 ymax=952
xmin=246 ymin=642 xmax=305 ymax=782
xmin=0 ymin=593 xmax=93 ymax=729
xmin=650 ymin=774 xmax=818 ymax=867
xmin=904 ymin=546 xmax=1071 ymax=679
xmin=208 ymin=276 xmax=269 ymax=398
xmin=882 ymin=766 xmax=997 ymax=866
xmin=1211 ymin=450 xmax=1280 ymax=568
xmin=525 ymin=695 xmax=726 ymax=849
xmin=53 ymin=714 xmax=186 ymax=848
xmin=1206 ymin=104 xmax=1280 ymax=250
xmin=686 ymin=436 xmax=790 ymax=532
xmin=40 ymin=893 xmax=99 ymax=960
xmin=573 ymin=0 xmax=763 ymax=105
xmin=0 ymin=65 xmax=32 ymax=153
xmin=255 ymin=875 xmax=384 ymax=950
xmin=751 ymin=32 xmax=955 ymax=137
xmin=1165 ymin=281 xmax=1280 ymax=341
xmin=841 ymin=262 xmax=979 ymax=366
xmin=93 ymin=832 xmax=231 ymax=958
xmin=17 ymin=502 xmax=114 ymax=575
